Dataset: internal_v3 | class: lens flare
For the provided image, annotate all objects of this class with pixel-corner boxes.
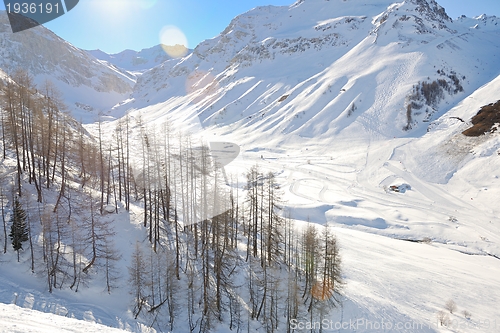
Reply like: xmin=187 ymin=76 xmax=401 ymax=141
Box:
xmin=159 ymin=25 xmax=189 ymax=58
xmin=185 ymin=70 xmax=220 ymax=104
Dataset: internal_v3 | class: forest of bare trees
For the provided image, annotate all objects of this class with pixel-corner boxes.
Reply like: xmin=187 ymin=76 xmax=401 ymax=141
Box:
xmin=0 ymin=69 xmax=121 ymax=292
xmin=0 ymin=69 xmax=343 ymax=332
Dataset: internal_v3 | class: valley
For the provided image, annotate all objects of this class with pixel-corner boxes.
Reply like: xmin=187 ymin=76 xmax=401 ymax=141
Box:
xmin=0 ymin=0 xmax=500 ymax=332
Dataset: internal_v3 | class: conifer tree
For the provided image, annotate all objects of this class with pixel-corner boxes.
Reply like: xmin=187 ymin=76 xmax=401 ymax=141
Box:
xmin=9 ymin=198 xmax=28 ymax=262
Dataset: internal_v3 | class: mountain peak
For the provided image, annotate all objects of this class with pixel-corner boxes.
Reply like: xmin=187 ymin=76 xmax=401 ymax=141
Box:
xmin=410 ymin=0 xmax=451 ymax=22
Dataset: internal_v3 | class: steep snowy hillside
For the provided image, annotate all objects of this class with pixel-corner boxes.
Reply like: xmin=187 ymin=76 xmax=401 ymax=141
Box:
xmin=0 ymin=11 xmax=134 ymax=122
xmin=87 ymin=45 xmax=193 ymax=73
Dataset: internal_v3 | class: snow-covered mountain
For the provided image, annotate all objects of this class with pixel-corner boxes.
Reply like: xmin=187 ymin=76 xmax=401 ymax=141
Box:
xmin=0 ymin=11 xmax=135 ymax=122
xmin=113 ymin=0 xmax=500 ymax=242
xmin=113 ymin=0 xmax=500 ymax=229
xmin=120 ymin=0 xmax=500 ymax=141
xmin=2 ymin=0 xmax=500 ymax=332
xmin=87 ymin=45 xmax=193 ymax=73
xmin=104 ymin=1 xmax=500 ymax=329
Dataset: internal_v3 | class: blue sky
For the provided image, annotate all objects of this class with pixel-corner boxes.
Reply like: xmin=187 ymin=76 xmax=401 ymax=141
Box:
xmin=1 ymin=0 xmax=500 ymax=54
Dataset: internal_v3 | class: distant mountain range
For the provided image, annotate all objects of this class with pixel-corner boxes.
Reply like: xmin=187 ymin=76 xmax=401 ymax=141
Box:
xmin=86 ymin=45 xmax=193 ymax=73
xmin=1 ymin=0 xmax=500 ymax=158
xmin=3 ymin=0 xmax=499 ymax=132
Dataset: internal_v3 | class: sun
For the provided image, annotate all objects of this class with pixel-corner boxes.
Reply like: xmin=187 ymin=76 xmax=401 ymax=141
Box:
xmin=91 ymin=0 xmax=135 ymax=23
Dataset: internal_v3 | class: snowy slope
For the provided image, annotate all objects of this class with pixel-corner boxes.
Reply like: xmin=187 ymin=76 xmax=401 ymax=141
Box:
xmin=87 ymin=45 xmax=192 ymax=73
xmin=0 ymin=166 xmax=156 ymax=332
xmin=0 ymin=303 xmax=128 ymax=333
xmin=0 ymin=11 xmax=135 ymax=122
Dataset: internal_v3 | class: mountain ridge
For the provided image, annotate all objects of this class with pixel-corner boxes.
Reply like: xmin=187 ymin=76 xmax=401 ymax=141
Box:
xmin=86 ymin=45 xmax=193 ymax=73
